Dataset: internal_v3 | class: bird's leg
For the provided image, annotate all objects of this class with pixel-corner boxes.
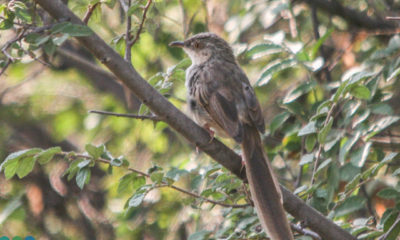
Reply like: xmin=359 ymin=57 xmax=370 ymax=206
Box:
xmin=203 ymin=123 xmax=215 ymax=143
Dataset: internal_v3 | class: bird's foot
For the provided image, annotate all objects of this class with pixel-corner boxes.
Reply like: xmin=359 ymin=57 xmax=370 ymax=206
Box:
xmin=203 ymin=124 xmax=215 ymax=143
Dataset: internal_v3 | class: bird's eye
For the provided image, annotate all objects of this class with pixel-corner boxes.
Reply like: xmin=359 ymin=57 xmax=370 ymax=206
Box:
xmin=193 ymin=41 xmax=200 ymax=49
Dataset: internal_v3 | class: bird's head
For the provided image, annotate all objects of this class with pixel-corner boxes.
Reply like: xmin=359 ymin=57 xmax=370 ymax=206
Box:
xmin=169 ymin=32 xmax=235 ymax=65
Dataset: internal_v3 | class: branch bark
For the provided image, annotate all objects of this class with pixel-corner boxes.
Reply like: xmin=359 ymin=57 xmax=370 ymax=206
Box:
xmin=33 ymin=0 xmax=356 ymax=239
xmin=301 ymin=0 xmax=397 ymax=29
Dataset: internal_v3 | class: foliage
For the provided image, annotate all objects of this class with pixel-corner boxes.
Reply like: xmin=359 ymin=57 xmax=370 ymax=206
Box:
xmin=1 ymin=0 xmax=400 ymax=239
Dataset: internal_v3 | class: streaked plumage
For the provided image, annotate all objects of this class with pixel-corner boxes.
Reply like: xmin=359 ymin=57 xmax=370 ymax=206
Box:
xmin=170 ymin=32 xmax=293 ymax=240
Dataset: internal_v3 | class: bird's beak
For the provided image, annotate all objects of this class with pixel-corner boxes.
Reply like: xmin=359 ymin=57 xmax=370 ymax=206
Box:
xmin=169 ymin=41 xmax=185 ymax=48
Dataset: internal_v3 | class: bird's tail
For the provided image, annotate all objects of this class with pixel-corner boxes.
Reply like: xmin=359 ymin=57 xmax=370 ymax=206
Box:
xmin=241 ymin=123 xmax=293 ymax=240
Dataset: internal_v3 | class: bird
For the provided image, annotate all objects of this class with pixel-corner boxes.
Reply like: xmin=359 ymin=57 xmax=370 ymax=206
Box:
xmin=169 ymin=32 xmax=294 ymax=239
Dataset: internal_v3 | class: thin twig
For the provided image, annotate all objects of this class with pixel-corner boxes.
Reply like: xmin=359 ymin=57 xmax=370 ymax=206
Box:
xmin=89 ymin=109 xmax=163 ymax=121
xmin=291 ymin=223 xmax=321 ymax=240
xmin=378 ymin=212 xmax=400 ymax=240
xmin=129 ymin=0 xmax=152 ymax=46
xmin=82 ymin=2 xmax=101 ymax=24
xmin=308 ymin=102 xmax=336 ymax=200
xmin=64 ymin=152 xmax=250 ymax=209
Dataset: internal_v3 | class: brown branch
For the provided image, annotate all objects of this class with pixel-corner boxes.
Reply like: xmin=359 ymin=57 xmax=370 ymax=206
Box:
xmin=32 ymin=0 xmax=356 ymax=238
xmin=88 ymin=110 xmax=162 ymax=122
xmin=291 ymin=223 xmax=321 ymax=240
xmin=124 ymin=0 xmax=132 ymax=63
xmin=129 ymin=0 xmax=152 ymax=46
xmin=300 ymin=0 xmax=397 ymax=29
xmin=82 ymin=2 xmax=101 ymax=24
xmin=67 ymin=153 xmax=250 ymax=209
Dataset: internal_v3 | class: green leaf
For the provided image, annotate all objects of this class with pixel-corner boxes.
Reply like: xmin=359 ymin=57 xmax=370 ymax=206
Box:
xmin=298 ymin=121 xmax=317 ymax=136
xmin=118 ymin=173 xmax=135 ymax=194
xmin=246 ymin=43 xmax=282 ymax=59
xmin=358 ymin=231 xmax=383 ymax=239
xmin=85 ymin=144 xmax=104 ymax=159
xmin=77 ymin=159 xmax=91 ymax=168
xmin=311 ymin=27 xmax=334 ymax=59
xmin=377 ymin=188 xmax=400 ymax=199
xmin=36 ymin=147 xmax=62 ymax=165
xmin=270 ymin=112 xmax=291 ymax=134
xmin=305 ymin=135 xmax=317 ymax=152
xmin=318 ymin=117 xmax=333 ymax=144
xmin=165 ymin=168 xmax=188 ymax=182
xmin=283 ymin=81 xmax=316 ymax=104
xmin=4 ymin=158 xmax=19 ymax=180
xmin=366 ymin=116 xmax=400 ymax=141
xmin=299 ymin=153 xmax=314 ymax=166
xmin=344 ymin=174 xmax=361 ymax=192
xmin=350 ymin=85 xmax=371 ymax=100
xmin=188 ymin=230 xmax=212 ymax=240
xmin=111 ymin=156 xmax=125 ymax=167
xmin=334 ymin=195 xmax=366 ymax=217
xmin=76 ymin=168 xmax=91 ymax=189
xmin=256 ymin=58 xmax=297 ymax=86
xmin=127 ymin=3 xmax=142 ymax=16
xmin=128 ymin=189 xmax=148 ymax=208
xmin=350 ymin=143 xmax=371 ymax=168
xmin=150 ymin=172 xmax=164 ymax=183
xmin=16 ymin=156 xmax=36 ymax=178
xmin=0 ymin=148 xmax=42 ymax=172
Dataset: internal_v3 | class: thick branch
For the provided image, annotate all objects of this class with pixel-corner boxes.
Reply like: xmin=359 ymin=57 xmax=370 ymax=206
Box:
xmin=301 ymin=0 xmax=397 ymax=29
xmin=33 ymin=0 xmax=355 ymax=239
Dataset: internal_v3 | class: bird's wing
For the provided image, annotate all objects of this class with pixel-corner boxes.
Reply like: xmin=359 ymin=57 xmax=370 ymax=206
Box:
xmin=195 ymin=67 xmax=243 ymax=143
xmin=241 ymin=78 xmax=265 ymax=133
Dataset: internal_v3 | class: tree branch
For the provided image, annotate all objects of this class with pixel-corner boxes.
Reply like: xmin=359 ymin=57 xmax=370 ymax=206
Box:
xmin=300 ymin=0 xmax=397 ymax=29
xmin=32 ymin=0 xmax=356 ymax=238
xmin=82 ymin=2 xmax=100 ymax=24
xmin=89 ymin=110 xmax=162 ymax=122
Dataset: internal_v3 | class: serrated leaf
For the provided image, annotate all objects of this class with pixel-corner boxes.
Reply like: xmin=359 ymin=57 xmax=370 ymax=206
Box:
xmin=334 ymin=195 xmax=366 ymax=217
xmin=150 ymin=172 xmax=164 ymax=183
xmin=0 ymin=148 xmax=42 ymax=172
xmin=350 ymin=85 xmax=371 ymax=100
xmin=318 ymin=117 xmax=333 ymax=144
xmin=85 ymin=144 xmax=104 ymax=159
xmin=270 ymin=112 xmax=290 ymax=134
xmin=76 ymin=168 xmax=91 ymax=189
xmin=298 ymin=121 xmax=317 ymax=136
xmin=36 ymin=147 xmax=62 ymax=165
xmin=16 ymin=156 xmax=36 ymax=178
